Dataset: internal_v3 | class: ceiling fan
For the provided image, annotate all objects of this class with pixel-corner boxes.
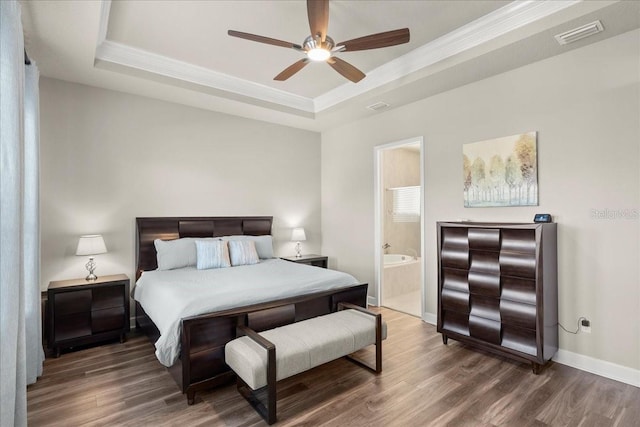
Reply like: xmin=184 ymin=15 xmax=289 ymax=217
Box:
xmin=228 ymin=0 xmax=410 ymax=83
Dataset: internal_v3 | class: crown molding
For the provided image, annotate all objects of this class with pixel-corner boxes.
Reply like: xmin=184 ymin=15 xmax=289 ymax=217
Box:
xmin=95 ymin=0 xmax=579 ymax=115
xmin=314 ymin=0 xmax=580 ymax=112
xmin=96 ymin=0 xmax=111 ymax=48
xmin=95 ymin=40 xmax=315 ymax=113
xmin=95 ymin=1 xmax=313 ymax=113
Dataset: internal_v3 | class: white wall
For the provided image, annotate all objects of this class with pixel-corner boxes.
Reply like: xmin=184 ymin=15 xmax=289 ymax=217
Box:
xmin=321 ymin=30 xmax=640 ymax=371
xmin=40 ymin=78 xmax=321 ymax=288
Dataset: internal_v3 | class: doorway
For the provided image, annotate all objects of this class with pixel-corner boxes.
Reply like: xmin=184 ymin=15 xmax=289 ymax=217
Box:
xmin=374 ymin=137 xmax=424 ymax=318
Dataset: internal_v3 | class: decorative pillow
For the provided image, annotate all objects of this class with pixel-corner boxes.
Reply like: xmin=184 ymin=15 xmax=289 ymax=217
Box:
xmin=228 ymin=240 xmax=260 ymax=266
xmin=154 ymin=238 xmax=198 ymax=270
xmin=221 ymin=235 xmax=274 ymax=259
xmin=195 ymin=240 xmax=231 ymax=270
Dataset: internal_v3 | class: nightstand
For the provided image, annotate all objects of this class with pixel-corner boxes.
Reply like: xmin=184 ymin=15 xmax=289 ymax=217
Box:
xmin=281 ymin=254 xmax=328 ymax=269
xmin=47 ymin=274 xmax=130 ymax=357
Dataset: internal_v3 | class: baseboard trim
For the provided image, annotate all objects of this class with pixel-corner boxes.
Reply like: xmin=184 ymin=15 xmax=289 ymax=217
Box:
xmin=423 ymin=312 xmax=437 ymax=326
xmin=553 ymin=349 xmax=640 ymax=388
xmin=367 ymin=295 xmax=378 ymax=307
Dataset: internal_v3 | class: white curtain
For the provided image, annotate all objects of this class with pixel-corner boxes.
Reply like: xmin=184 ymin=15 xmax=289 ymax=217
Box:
xmin=1 ymin=1 xmax=45 ymax=426
xmin=24 ymin=52 xmax=44 ymax=385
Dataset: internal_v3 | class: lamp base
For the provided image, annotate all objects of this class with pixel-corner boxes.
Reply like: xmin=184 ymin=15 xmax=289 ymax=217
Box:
xmin=85 ymin=256 xmax=98 ymax=281
xmin=295 ymin=242 xmax=302 ymax=258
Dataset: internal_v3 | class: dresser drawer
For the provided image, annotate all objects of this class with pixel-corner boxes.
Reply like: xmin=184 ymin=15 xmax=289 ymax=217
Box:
xmin=500 ymin=299 xmax=537 ymax=330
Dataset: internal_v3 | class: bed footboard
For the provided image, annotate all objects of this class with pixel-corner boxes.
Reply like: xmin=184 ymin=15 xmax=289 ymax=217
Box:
xmin=179 ymin=284 xmax=368 ymax=404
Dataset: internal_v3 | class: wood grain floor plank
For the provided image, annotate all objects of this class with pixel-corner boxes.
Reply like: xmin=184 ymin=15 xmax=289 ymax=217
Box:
xmin=477 ymin=364 xmax=551 ymax=425
xmin=535 ymin=369 xmax=598 ymax=426
xmin=27 ymin=308 xmax=639 ymax=426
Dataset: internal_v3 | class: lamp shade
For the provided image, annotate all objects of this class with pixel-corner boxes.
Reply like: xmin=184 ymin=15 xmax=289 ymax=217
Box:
xmin=75 ymin=235 xmax=107 ymax=256
xmin=291 ymin=227 xmax=306 ymax=241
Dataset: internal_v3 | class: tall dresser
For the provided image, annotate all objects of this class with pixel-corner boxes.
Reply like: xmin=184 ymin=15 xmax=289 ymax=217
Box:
xmin=437 ymin=222 xmax=558 ymax=373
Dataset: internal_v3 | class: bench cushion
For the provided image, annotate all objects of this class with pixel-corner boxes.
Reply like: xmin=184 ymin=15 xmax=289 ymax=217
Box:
xmin=225 ymin=309 xmax=387 ymax=389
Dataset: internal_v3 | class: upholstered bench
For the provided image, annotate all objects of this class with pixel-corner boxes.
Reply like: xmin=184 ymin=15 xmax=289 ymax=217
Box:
xmin=225 ymin=302 xmax=386 ymax=424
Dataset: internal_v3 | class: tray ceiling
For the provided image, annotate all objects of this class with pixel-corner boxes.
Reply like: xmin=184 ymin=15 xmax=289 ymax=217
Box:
xmin=21 ymin=0 xmax=639 ymax=131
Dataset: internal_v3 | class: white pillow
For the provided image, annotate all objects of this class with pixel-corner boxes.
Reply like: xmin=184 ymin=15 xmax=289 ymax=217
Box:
xmin=221 ymin=235 xmax=274 ymax=259
xmin=195 ymin=240 xmax=231 ymax=270
xmin=228 ymin=240 xmax=260 ymax=266
xmin=154 ymin=238 xmax=198 ymax=270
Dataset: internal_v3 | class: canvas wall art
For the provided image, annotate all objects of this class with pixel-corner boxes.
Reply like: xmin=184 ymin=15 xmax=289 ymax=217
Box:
xmin=463 ymin=131 xmax=538 ymax=207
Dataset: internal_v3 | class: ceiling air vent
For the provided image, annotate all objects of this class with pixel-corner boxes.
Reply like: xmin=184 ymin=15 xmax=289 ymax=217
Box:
xmin=554 ymin=20 xmax=603 ymax=45
xmin=366 ymin=101 xmax=390 ymax=111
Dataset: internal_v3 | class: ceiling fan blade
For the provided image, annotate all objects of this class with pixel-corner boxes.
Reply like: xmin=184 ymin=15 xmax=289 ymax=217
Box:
xmin=327 ymin=57 xmax=365 ymax=83
xmin=228 ymin=30 xmax=302 ymax=50
xmin=274 ymin=58 xmax=310 ymax=81
xmin=307 ymin=0 xmax=329 ymax=42
xmin=338 ymin=28 xmax=410 ymax=52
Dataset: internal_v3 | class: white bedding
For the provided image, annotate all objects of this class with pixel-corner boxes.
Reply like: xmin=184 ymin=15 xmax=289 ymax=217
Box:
xmin=133 ymin=258 xmax=359 ymax=366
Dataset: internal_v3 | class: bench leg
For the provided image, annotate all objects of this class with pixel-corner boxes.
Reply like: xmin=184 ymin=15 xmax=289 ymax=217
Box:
xmin=237 ymin=378 xmax=276 ymax=425
xmin=346 ymin=314 xmax=383 ymax=373
xmin=236 ymin=343 xmax=277 ymax=424
xmin=267 ymin=371 xmax=276 ymax=424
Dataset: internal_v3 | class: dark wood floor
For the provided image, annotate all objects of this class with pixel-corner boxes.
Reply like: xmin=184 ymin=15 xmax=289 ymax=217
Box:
xmin=28 ymin=308 xmax=639 ymax=426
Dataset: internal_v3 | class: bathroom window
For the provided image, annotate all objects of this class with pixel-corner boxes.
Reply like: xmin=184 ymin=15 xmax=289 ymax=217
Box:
xmin=391 ymin=186 xmax=420 ymax=222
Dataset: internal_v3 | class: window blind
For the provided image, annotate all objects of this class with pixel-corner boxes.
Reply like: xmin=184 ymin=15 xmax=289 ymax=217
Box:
xmin=391 ymin=186 xmax=420 ymax=222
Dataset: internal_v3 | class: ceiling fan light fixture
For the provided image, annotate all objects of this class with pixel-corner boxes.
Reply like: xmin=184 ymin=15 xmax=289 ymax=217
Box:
xmin=307 ymin=47 xmax=331 ymax=61
xmin=304 ymin=34 xmax=334 ymax=61
xmin=228 ymin=1 xmax=410 ymax=83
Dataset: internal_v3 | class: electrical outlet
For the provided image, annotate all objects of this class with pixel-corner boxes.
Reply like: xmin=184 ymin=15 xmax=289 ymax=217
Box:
xmin=580 ymin=318 xmax=591 ymax=334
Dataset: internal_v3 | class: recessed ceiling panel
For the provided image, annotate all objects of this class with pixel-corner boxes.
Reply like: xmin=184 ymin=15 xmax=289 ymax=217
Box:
xmin=106 ymin=0 xmax=510 ymax=98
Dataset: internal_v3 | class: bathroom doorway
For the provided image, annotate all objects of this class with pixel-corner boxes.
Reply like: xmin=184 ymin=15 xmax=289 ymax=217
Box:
xmin=374 ymin=137 xmax=424 ymax=318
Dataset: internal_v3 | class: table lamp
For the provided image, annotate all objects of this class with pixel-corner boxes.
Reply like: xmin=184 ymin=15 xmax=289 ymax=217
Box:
xmin=76 ymin=234 xmax=107 ymax=281
xmin=291 ymin=227 xmax=306 ymax=258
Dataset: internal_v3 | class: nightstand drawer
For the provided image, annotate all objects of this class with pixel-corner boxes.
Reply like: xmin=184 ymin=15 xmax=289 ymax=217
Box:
xmin=92 ymin=307 xmax=125 ymax=333
xmin=54 ymin=312 xmax=91 ymax=342
xmin=53 ymin=290 xmax=91 ymax=315
xmin=308 ymin=259 xmax=327 ymax=268
xmin=92 ymin=286 xmax=125 ymax=310
xmin=281 ymin=255 xmax=328 ymax=269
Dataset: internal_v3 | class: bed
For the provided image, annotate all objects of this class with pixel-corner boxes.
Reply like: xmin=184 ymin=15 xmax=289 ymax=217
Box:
xmin=134 ymin=216 xmax=368 ymax=404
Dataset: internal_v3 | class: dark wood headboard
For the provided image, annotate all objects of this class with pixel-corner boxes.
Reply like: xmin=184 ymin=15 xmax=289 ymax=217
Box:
xmin=136 ymin=216 xmax=273 ymax=278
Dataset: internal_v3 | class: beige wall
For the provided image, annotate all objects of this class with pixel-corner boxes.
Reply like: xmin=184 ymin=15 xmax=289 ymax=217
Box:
xmin=382 ymin=147 xmax=421 ymax=257
xmin=321 ymin=30 xmax=640 ymax=370
xmin=40 ymin=78 xmax=321 ymax=288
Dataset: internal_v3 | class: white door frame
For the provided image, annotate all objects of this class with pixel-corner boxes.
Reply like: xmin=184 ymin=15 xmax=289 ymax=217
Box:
xmin=373 ymin=136 xmax=425 ymax=320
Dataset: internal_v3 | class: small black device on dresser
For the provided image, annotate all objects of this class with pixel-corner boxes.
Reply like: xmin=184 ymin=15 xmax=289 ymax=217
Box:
xmin=47 ymin=274 xmax=130 ymax=357
xmin=280 ymin=254 xmax=328 ymax=269
xmin=533 ymin=213 xmax=552 ymax=223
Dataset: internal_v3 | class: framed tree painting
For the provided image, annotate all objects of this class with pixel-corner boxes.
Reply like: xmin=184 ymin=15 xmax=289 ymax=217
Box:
xmin=463 ymin=131 xmax=538 ymax=207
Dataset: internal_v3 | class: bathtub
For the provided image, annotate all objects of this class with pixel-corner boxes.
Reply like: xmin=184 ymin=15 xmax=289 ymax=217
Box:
xmin=384 ymin=253 xmax=418 ymax=266
xmin=382 ymin=253 xmax=421 ymax=315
